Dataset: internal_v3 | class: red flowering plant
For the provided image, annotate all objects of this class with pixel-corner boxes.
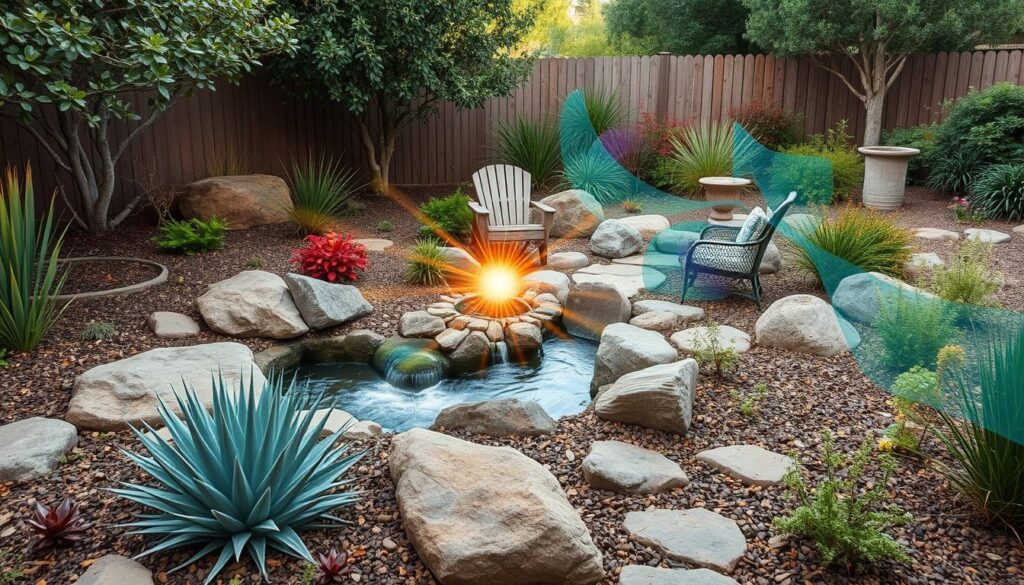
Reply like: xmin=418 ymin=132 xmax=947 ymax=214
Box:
xmin=291 ymin=232 xmax=368 ymax=282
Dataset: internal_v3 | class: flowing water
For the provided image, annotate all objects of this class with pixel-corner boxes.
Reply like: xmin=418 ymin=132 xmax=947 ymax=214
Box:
xmin=288 ymin=336 xmax=597 ymax=432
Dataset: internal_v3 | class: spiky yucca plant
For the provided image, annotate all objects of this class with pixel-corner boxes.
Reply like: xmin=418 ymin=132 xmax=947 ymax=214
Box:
xmin=114 ymin=375 xmax=364 ymax=584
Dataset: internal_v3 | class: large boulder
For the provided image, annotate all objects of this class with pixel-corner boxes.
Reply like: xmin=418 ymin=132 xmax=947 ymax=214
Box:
xmin=78 ymin=555 xmax=154 ymax=585
xmin=617 ymin=215 xmax=671 ymax=239
xmin=594 ymin=360 xmax=698 ymax=434
xmin=760 ymin=242 xmax=782 ymax=275
xmin=590 ymin=219 xmax=644 ymax=259
xmin=593 ymin=323 xmax=678 ymax=389
xmin=197 ymin=270 xmax=308 ymax=339
xmin=754 ymin=294 xmax=855 ymax=357
xmin=440 ymin=247 xmax=481 ymax=275
xmin=66 ymin=343 xmax=266 ymax=431
xmin=432 ymin=398 xmax=556 ymax=436
xmin=582 ymin=440 xmax=688 ymax=494
xmin=832 ymin=271 xmax=935 ymax=323
xmin=390 ymin=428 xmax=604 ymax=585
xmin=523 ymin=270 xmax=571 ymax=304
xmin=540 ymin=189 xmax=605 ymax=238
xmin=284 ymin=273 xmax=373 ymax=329
xmin=0 ymin=418 xmax=78 ymax=481
xmin=564 ymin=281 xmax=631 ymax=340
xmin=506 ymin=322 xmax=544 ymax=356
xmin=179 ymin=174 xmax=291 ymax=229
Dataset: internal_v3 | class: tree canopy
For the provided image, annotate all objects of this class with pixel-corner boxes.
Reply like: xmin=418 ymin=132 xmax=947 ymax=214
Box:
xmin=604 ymin=0 xmax=756 ymax=55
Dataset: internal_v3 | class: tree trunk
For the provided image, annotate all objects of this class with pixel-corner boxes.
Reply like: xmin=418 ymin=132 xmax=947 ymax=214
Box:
xmin=356 ymin=113 xmax=397 ymax=195
xmin=862 ymin=89 xmax=886 ymax=147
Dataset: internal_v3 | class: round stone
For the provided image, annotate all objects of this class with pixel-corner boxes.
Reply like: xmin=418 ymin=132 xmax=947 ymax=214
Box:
xmin=0 ymin=417 xmax=78 ymax=481
xmin=670 ymin=325 xmax=751 ymax=354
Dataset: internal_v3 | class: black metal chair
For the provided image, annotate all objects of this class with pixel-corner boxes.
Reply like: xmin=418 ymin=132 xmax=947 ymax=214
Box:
xmin=680 ymin=191 xmax=798 ymax=309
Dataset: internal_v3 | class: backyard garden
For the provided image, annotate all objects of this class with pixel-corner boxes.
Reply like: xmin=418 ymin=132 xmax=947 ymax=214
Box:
xmin=1 ymin=1 xmax=1024 ymax=585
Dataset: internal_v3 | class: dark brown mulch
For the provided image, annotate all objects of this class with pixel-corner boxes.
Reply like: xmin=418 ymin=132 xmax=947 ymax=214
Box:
xmin=1 ymin=186 xmax=1022 ymax=584
xmin=57 ymin=258 xmax=165 ymax=295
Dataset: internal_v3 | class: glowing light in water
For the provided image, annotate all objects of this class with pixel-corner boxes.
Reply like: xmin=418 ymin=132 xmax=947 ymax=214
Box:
xmin=478 ymin=263 xmax=521 ymax=303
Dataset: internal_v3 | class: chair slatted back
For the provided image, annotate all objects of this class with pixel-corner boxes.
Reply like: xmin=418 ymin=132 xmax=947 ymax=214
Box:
xmin=472 ymin=165 xmax=532 ymax=226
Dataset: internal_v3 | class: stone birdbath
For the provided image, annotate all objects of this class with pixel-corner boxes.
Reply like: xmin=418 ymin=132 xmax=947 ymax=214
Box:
xmin=699 ymin=176 xmax=751 ymax=222
xmin=858 ymin=146 xmax=920 ymax=211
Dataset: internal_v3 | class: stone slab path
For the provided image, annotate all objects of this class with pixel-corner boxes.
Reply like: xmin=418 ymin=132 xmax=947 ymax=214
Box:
xmin=671 ymin=325 xmax=751 ymax=354
xmin=964 ymin=228 xmax=1011 ymax=244
xmin=696 ymin=445 xmax=792 ymax=487
xmin=352 ymin=238 xmax=394 ymax=251
xmin=582 ymin=440 xmax=688 ymax=494
xmin=624 ymin=508 xmax=747 ymax=573
xmin=913 ymin=227 xmax=959 ymax=241
xmin=619 ymin=566 xmax=740 ymax=585
xmin=572 ymin=263 xmax=666 ymax=298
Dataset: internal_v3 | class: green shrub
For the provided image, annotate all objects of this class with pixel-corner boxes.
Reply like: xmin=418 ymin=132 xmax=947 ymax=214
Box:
xmin=115 ymin=375 xmax=364 ymax=584
xmin=881 ymin=124 xmax=939 ymax=182
xmin=793 ymin=206 xmax=912 ymax=285
xmin=80 ymin=321 xmax=116 ymax=341
xmin=492 ymin=115 xmax=561 ymax=188
xmin=419 ymin=189 xmax=474 ymax=240
xmin=729 ymin=101 xmax=803 ymax=149
xmin=969 ymin=163 xmax=1024 ymax=222
xmin=774 ymin=430 xmax=912 ymax=568
xmin=929 ymin=239 xmax=1001 ymax=308
xmin=405 ymin=241 xmax=447 ymax=285
xmin=154 ymin=216 xmax=227 ymax=255
xmin=561 ymin=150 xmax=633 ymax=203
xmin=286 ymin=153 xmax=362 ymax=235
xmin=664 ymin=123 xmax=747 ymax=196
xmin=0 ymin=168 xmax=68 ymax=351
xmin=582 ymin=87 xmax=625 ymax=135
xmin=776 ymin=121 xmax=863 ymax=204
xmin=876 ymin=293 xmax=957 ymax=372
xmin=244 ymin=255 xmax=264 ymax=270
xmin=376 ymin=220 xmax=394 ymax=233
xmin=891 ymin=366 xmax=940 ymax=407
xmin=930 ymin=83 xmax=1024 ymax=194
xmin=689 ymin=321 xmax=740 ymax=378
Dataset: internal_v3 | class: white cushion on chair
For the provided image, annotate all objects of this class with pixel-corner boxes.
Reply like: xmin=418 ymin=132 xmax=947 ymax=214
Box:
xmin=735 ymin=207 xmax=768 ymax=244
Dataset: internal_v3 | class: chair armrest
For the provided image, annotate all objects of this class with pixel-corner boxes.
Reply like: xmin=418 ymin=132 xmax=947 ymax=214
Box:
xmin=469 ymin=201 xmax=490 ymax=217
xmin=530 ymin=200 xmax=556 ymax=214
xmin=530 ymin=200 xmax=555 ymax=232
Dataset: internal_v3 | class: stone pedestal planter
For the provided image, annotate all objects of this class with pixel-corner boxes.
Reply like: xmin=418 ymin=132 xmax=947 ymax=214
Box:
xmin=858 ymin=146 xmax=919 ymax=211
xmin=699 ymin=177 xmax=750 ymax=221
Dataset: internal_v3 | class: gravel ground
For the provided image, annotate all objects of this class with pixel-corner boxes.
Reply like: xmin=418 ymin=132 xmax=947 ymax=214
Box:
xmin=1 ymin=186 xmax=1022 ymax=584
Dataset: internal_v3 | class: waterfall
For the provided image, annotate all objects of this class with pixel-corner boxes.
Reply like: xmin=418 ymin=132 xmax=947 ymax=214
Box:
xmin=371 ymin=338 xmax=448 ymax=390
xmin=491 ymin=341 xmax=510 ymax=364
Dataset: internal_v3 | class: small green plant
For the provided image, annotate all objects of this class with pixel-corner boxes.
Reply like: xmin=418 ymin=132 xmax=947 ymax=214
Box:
xmin=882 ymin=366 xmax=941 ymax=452
xmin=376 ymin=220 xmax=394 ymax=233
xmin=300 ymin=563 xmax=316 ymax=585
xmin=560 ymin=150 xmax=634 ymax=204
xmin=418 ymin=189 xmax=474 ymax=240
xmin=244 ymin=256 xmax=264 ymax=270
xmin=969 ymin=162 xmax=1024 ymax=222
xmin=731 ymin=383 xmax=768 ymax=419
xmin=793 ymin=206 xmax=912 ymax=285
xmin=774 ymin=430 xmax=912 ymax=568
xmin=622 ymin=198 xmax=642 ymax=213
xmin=405 ymin=241 xmax=447 ymax=285
xmin=0 ymin=349 xmax=7 ymax=368
xmin=876 ymin=293 xmax=957 ymax=372
xmin=227 ymin=577 xmax=244 ymax=585
xmin=690 ymin=322 xmax=740 ymax=378
xmin=154 ymin=216 xmax=228 ymax=255
xmin=582 ymin=87 xmax=625 ymax=135
xmin=80 ymin=321 xmax=116 ymax=341
xmin=929 ymin=239 xmax=1001 ymax=308
xmin=0 ymin=550 xmax=24 ymax=584
xmin=286 ymin=153 xmax=362 ymax=236
xmin=776 ymin=120 xmax=864 ymax=204
xmin=492 ymin=115 xmax=562 ymax=188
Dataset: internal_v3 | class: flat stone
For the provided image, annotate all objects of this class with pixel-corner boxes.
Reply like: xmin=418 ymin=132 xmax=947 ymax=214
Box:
xmin=432 ymin=398 xmax=556 ymax=436
xmin=427 ymin=307 xmax=458 ymax=318
xmin=707 ymin=214 xmax=746 ymax=228
xmin=284 ymin=273 xmax=373 ymax=329
xmin=965 ymin=228 xmax=1011 ymax=244
xmin=590 ymin=219 xmax=644 ymax=258
xmin=524 ymin=269 xmax=571 ymax=304
xmin=905 ymin=252 xmax=944 ymax=276
xmin=572 ymin=263 xmax=666 ymax=298
xmin=623 ymin=509 xmax=746 ymax=573
xmin=435 ymin=327 xmax=470 ymax=352
xmin=1014 ymin=224 xmax=1024 ymax=234
xmin=0 ymin=417 xmax=78 ymax=481
xmin=754 ymin=294 xmax=856 ymax=357
xmin=619 ymin=566 xmax=739 ymax=585
xmin=582 ymin=440 xmax=688 ymax=494
xmin=593 ymin=323 xmax=678 ymax=389
xmin=399 ymin=310 xmax=446 ymax=338
xmin=632 ymin=300 xmax=705 ymax=320
xmin=617 ymin=214 xmax=671 ymax=239
xmin=611 ymin=252 xmax=681 ymax=268
xmin=913 ymin=227 xmax=960 ymax=241
xmin=198 ymin=270 xmax=308 ymax=339
xmin=564 ymin=281 xmax=631 ymax=340
xmin=300 ymin=408 xmax=357 ymax=437
xmin=147 ymin=311 xmax=199 ymax=339
xmin=594 ymin=360 xmax=697 ymax=434
xmin=66 ymin=342 xmax=265 ymax=431
xmin=547 ymin=251 xmax=591 ymax=270
xmin=351 ymin=238 xmax=393 ymax=252
xmin=78 ymin=554 xmax=154 ymax=585
xmin=695 ymin=445 xmax=792 ymax=487
xmin=671 ymin=326 xmax=751 ymax=354
xmin=629 ymin=311 xmax=693 ymax=332
xmin=390 ymin=429 xmax=604 ymax=584
xmin=343 ymin=420 xmax=384 ymax=440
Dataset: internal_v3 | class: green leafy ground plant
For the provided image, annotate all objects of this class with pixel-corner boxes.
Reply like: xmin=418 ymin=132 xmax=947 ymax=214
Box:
xmin=929 ymin=239 xmax=1001 ymax=308
xmin=418 ymin=190 xmax=474 ymax=241
xmin=154 ymin=217 xmax=228 ymax=255
xmin=876 ymin=293 xmax=957 ymax=372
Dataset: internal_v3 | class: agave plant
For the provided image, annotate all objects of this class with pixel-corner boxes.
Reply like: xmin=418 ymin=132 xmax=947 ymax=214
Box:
xmin=27 ymin=498 xmax=89 ymax=552
xmin=114 ymin=374 xmax=364 ymax=584
xmin=560 ymin=149 xmax=634 ymax=204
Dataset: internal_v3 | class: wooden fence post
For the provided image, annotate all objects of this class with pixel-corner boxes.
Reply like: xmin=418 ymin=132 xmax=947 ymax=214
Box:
xmin=655 ymin=52 xmax=672 ymax=121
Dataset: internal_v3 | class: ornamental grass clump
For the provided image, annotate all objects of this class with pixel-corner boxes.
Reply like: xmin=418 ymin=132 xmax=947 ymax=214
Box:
xmin=492 ymin=115 xmax=562 ymax=189
xmin=114 ymin=375 xmax=364 ymax=584
xmin=560 ymin=150 xmax=634 ymax=204
xmin=774 ymin=430 xmax=912 ymax=568
xmin=969 ymin=162 xmax=1024 ymax=222
xmin=929 ymin=239 xmax=1001 ymax=308
xmin=793 ymin=206 xmax=912 ymax=285
xmin=286 ymin=153 xmax=363 ymax=236
xmin=664 ymin=123 xmax=740 ymax=196
xmin=405 ymin=241 xmax=447 ymax=285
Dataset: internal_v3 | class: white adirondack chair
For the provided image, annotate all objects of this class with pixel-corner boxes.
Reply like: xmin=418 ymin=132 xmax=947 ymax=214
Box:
xmin=469 ymin=164 xmax=556 ymax=265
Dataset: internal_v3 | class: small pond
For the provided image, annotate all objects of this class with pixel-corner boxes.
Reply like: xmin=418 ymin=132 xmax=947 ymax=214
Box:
xmin=288 ymin=336 xmax=597 ymax=432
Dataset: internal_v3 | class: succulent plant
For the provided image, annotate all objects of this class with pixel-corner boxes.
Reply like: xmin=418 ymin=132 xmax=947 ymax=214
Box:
xmin=314 ymin=548 xmax=353 ymax=584
xmin=114 ymin=374 xmax=364 ymax=584
xmin=27 ymin=498 xmax=89 ymax=552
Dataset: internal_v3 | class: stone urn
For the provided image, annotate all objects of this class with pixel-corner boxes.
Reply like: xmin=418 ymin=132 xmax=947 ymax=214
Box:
xmin=699 ymin=176 xmax=751 ymax=221
xmin=858 ymin=146 xmax=920 ymax=211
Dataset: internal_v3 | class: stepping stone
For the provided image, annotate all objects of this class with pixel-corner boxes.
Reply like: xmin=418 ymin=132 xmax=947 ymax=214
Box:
xmin=904 ymin=252 xmax=944 ymax=277
xmin=572 ymin=263 xmax=666 ymax=298
xmin=79 ymin=555 xmax=154 ymax=585
xmin=708 ymin=214 xmax=747 ymax=228
xmin=147 ymin=311 xmax=199 ymax=339
xmin=352 ymin=238 xmax=394 ymax=252
xmin=633 ymin=300 xmax=705 ymax=321
xmin=695 ymin=445 xmax=792 ymax=487
xmin=1014 ymin=224 xmax=1024 ymax=235
xmin=619 ymin=566 xmax=740 ymax=585
xmin=913 ymin=227 xmax=960 ymax=241
xmin=964 ymin=228 xmax=1011 ymax=244
xmin=612 ymin=252 xmax=681 ymax=268
xmin=617 ymin=214 xmax=671 ymax=239
xmin=630 ymin=311 xmax=694 ymax=332
xmin=671 ymin=325 xmax=751 ymax=354
xmin=546 ymin=251 xmax=590 ymax=270
xmin=624 ymin=508 xmax=746 ymax=573
xmin=582 ymin=440 xmax=688 ymax=494
xmin=0 ymin=417 xmax=78 ymax=481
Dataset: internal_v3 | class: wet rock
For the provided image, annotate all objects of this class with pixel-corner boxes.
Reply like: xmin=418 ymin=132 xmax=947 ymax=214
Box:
xmin=506 ymin=322 xmax=543 ymax=356
xmin=432 ymin=398 xmax=556 ymax=436
xmin=564 ymin=281 xmax=631 ymax=341
xmin=448 ymin=331 xmax=491 ymax=374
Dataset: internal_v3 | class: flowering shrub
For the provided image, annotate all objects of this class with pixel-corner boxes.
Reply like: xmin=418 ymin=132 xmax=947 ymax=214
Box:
xmin=729 ymin=101 xmax=802 ymax=149
xmin=948 ymin=196 xmax=985 ymax=224
xmin=291 ymin=232 xmax=368 ymax=282
xmin=638 ymin=112 xmax=690 ymax=158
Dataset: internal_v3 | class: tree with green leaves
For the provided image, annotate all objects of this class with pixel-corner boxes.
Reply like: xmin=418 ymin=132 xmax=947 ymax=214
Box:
xmin=744 ymin=0 xmax=1024 ymax=146
xmin=272 ymin=0 xmax=537 ymax=194
xmin=604 ymin=0 xmax=755 ymax=56
xmin=0 ymin=1 xmax=296 ymax=233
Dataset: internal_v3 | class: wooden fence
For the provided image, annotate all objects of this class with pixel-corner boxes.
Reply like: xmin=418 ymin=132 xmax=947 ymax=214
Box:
xmin=1 ymin=50 xmax=1022 ymax=218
